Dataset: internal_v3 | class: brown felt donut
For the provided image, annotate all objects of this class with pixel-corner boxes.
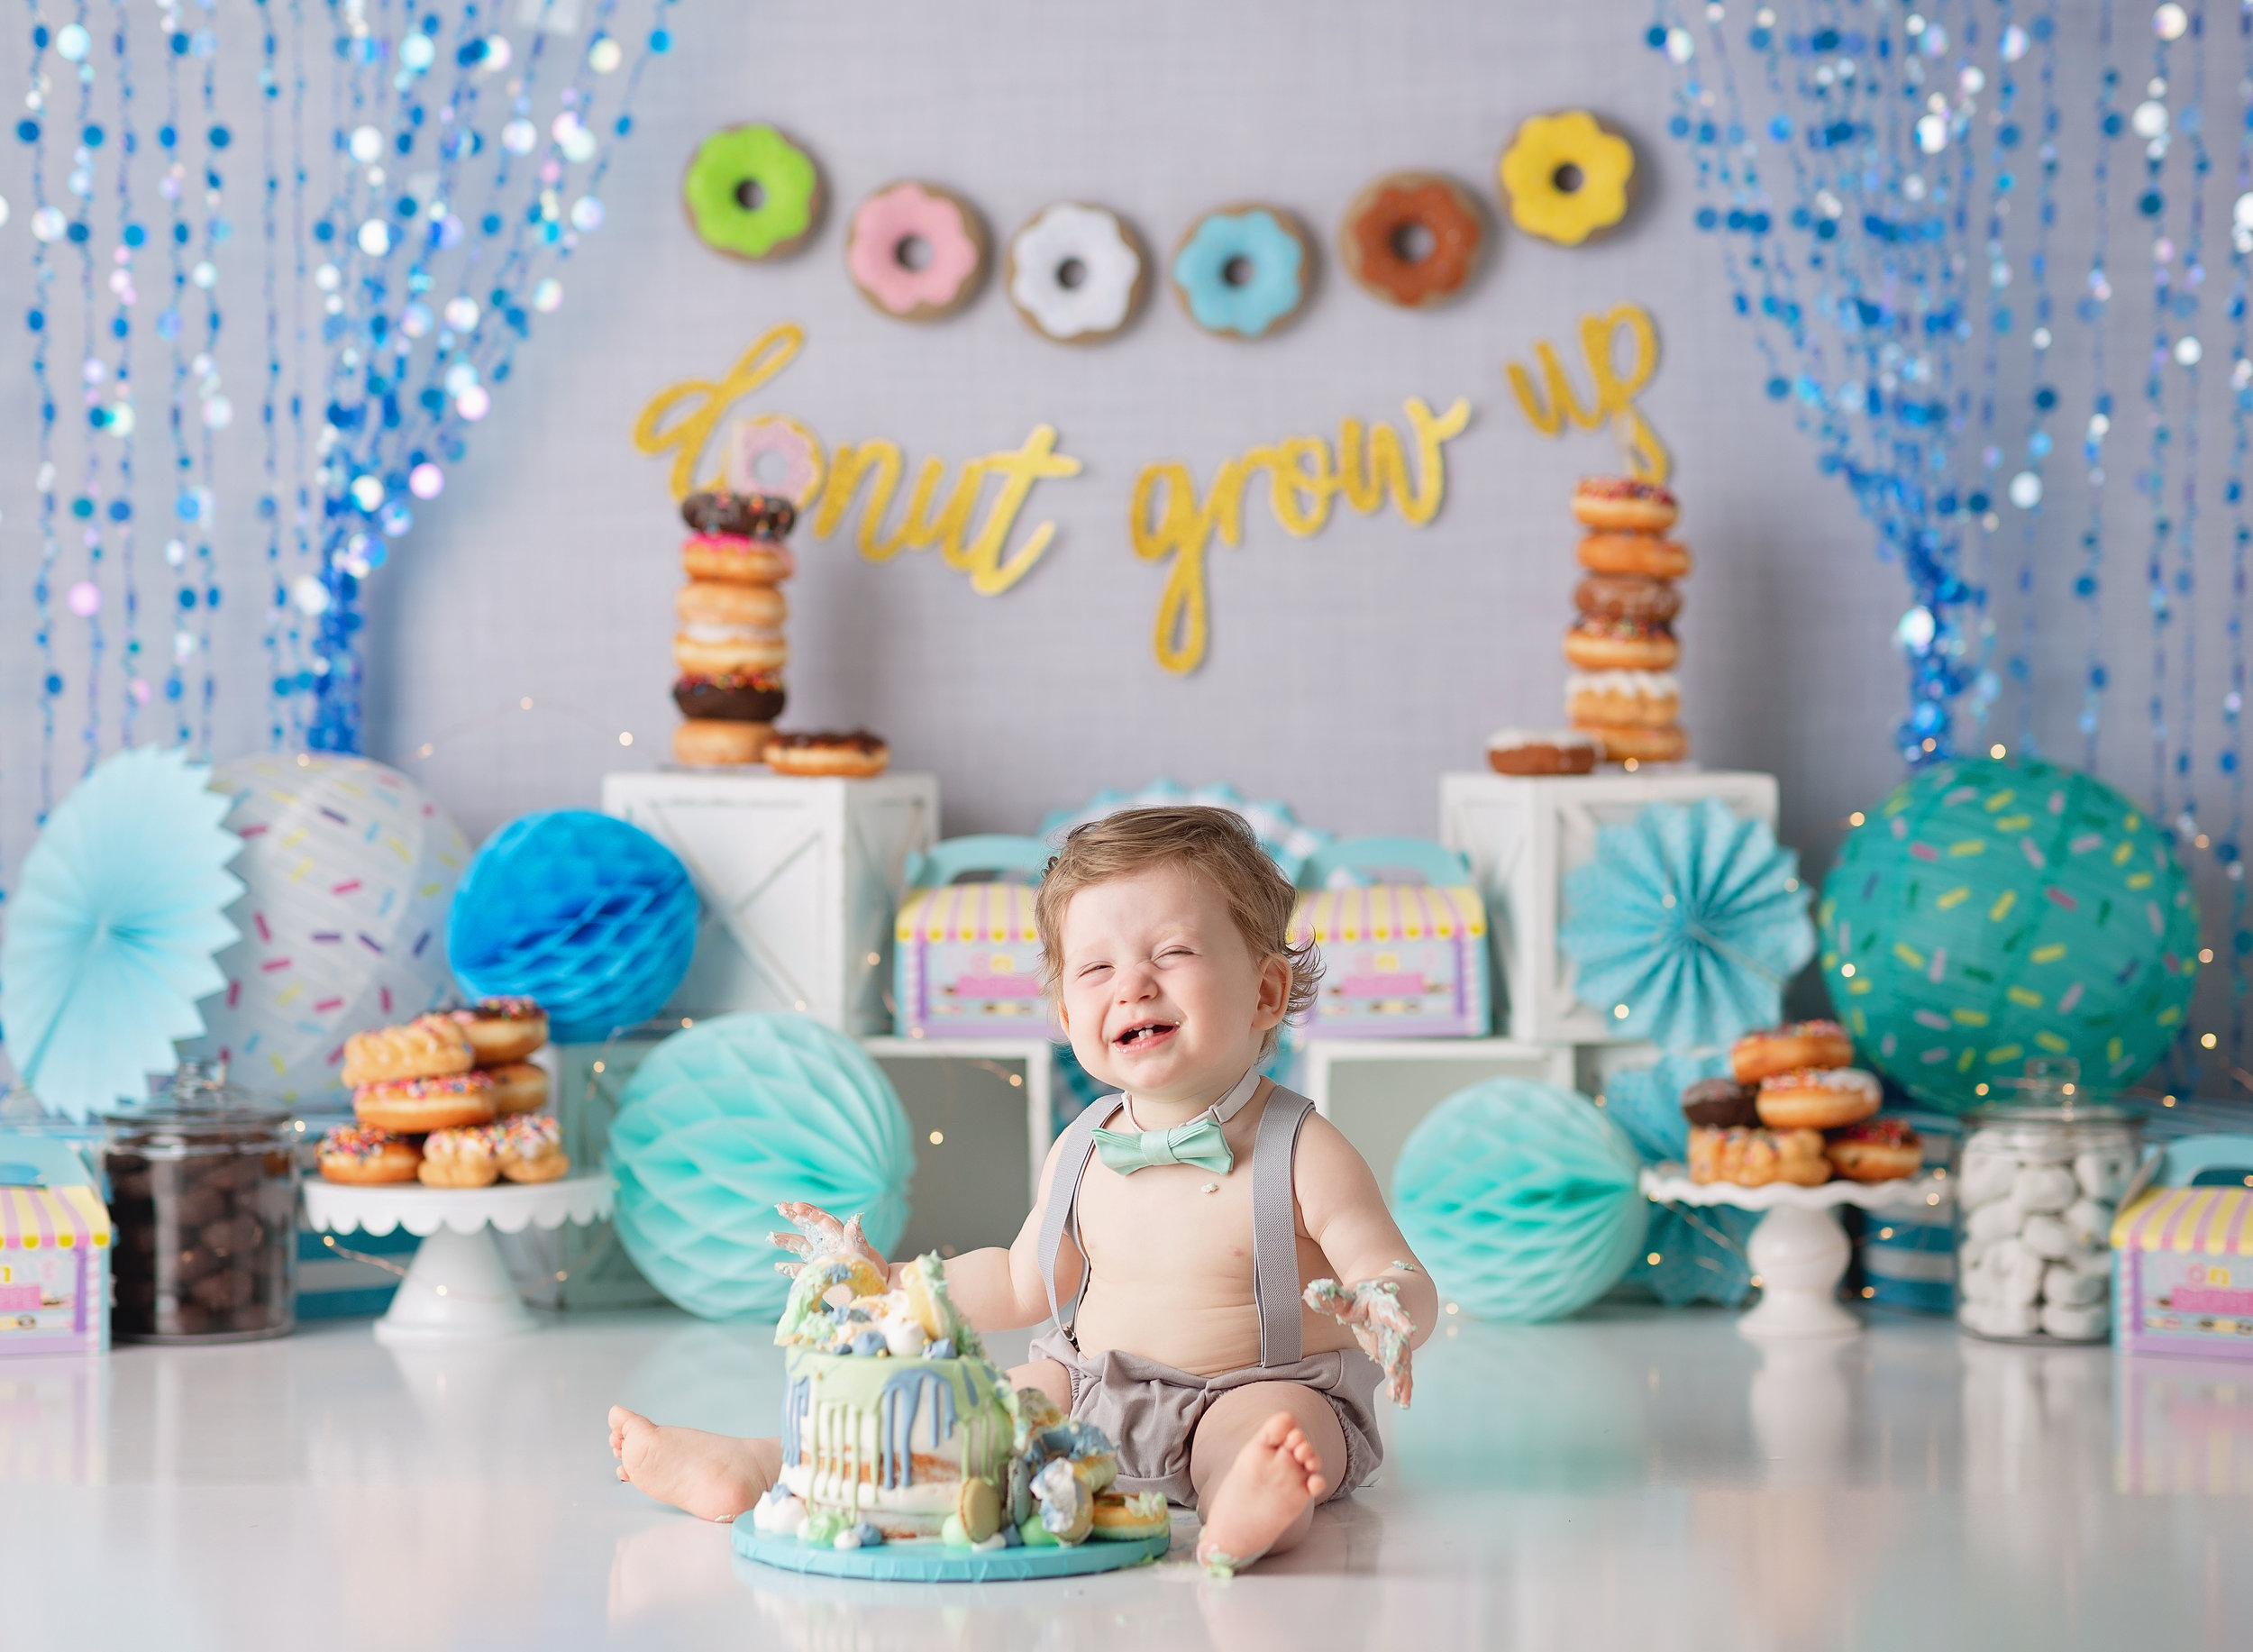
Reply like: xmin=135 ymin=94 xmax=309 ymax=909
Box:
xmin=1336 ymin=170 xmax=1484 ymax=308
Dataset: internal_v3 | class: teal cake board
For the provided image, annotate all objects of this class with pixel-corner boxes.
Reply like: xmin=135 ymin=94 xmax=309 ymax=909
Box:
xmin=734 ymin=1526 xmax=1170 ymax=1583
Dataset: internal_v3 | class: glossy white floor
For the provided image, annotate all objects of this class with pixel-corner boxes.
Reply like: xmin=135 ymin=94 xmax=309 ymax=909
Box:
xmin=4 ymin=1303 xmax=2248 ymax=1652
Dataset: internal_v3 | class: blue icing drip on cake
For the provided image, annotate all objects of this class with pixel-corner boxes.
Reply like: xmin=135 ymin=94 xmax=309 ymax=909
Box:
xmin=877 ymin=1367 xmax=958 ymax=1489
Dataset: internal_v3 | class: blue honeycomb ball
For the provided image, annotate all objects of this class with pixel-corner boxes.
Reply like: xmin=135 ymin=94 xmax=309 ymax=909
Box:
xmin=446 ymin=809 xmax=699 ymax=1044
xmin=608 ymin=1013 xmax=914 ymax=1319
xmin=1392 ymin=1079 xmax=1647 ymax=1324
xmin=1820 ymin=756 xmax=2201 ymax=1111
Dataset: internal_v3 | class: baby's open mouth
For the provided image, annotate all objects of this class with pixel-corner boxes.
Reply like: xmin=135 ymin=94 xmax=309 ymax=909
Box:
xmin=1113 ymin=1020 xmax=1177 ymax=1048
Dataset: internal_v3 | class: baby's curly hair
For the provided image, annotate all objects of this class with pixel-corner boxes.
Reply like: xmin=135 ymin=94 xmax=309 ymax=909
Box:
xmin=1034 ymin=806 xmax=1321 ymax=1057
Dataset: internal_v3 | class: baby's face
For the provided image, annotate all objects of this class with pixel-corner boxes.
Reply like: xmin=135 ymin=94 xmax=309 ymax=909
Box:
xmin=1055 ymin=863 xmax=1285 ymax=1105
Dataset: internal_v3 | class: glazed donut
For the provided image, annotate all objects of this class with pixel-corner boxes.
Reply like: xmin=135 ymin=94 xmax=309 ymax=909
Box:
xmin=1678 ymin=1077 xmax=1759 ymax=1129
xmin=419 ymin=1123 xmax=502 ymax=1189
xmin=1486 ymin=728 xmax=1601 ymax=775
xmin=673 ymin=671 xmax=787 ymax=725
xmin=1573 ymin=721 xmax=1686 ymax=764
xmin=1756 ymin=1067 xmax=1883 ymax=1132
xmin=1577 ymin=533 xmax=1692 ymax=580
xmin=1170 ymin=204 xmax=1314 ymax=341
xmin=682 ymin=124 xmax=823 ymax=260
xmin=1562 ymin=619 xmax=1678 ymax=671
xmin=674 ymin=599 xmax=789 ymax=675
xmin=1567 ymin=670 xmax=1680 ymax=728
xmin=448 ymin=998 xmax=547 ymax=1065
xmin=354 ymin=1070 xmax=498 ymax=1134
xmin=1574 ymin=573 xmax=1681 ymax=626
xmin=680 ymin=579 xmax=786 ymax=634
xmin=674 ymin=718 xmax=774 ymax=767
xmin=764 ymin=730 xmax=890 ymax=779
xmin=1007 ymin=202 xmax=1148 ymax=343
xmin=497 ymin=1113 xmax=570 ymax=1184
xmin=1687 ymin=1125 xmax=1829 ymax=1187
xmin=728 ymin=415 xmax=825 ymax=509
xmin=1571 ymin=477 xmax=1680 ymax=534
xmin=483 ymin=1061 xmax=550 ymax=1116
xmin=317 ymin=1125 xmax=423 ymax=1185
xmin=1337 ymin=171 xmax=1483 ymax=308
xmin=1825 ymin=1118 xmax=1924 ymax=1182
xmin=847 ymin=180 xmax=989 ymax=321
xmin=340 ymin=1015 xmax=474 ymax=1089
xmin=1090 ymin=1491 xmax=1171 ymax=1541
xmin=681 ymin=490 xmax=796 ymax=542
xmin=683 ymin=534 xmax=795 ymax=587
xmin=1731 ymin=1019 xmax=1856 ymax=1084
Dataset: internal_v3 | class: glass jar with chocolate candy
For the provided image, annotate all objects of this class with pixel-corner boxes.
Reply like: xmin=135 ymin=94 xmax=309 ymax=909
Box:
xmin=104 ymin=1058 xmax=298 ymax=1342
xmin=1953 ymin=1061 xmax=2139 ymax=1345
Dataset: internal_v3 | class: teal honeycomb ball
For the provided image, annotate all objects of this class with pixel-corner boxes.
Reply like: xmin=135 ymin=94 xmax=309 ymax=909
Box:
xmin=608 ymin=1013 xmax=914 ymax=1319
xmin=1820 ymin=756 xmax=2200 ymax=1112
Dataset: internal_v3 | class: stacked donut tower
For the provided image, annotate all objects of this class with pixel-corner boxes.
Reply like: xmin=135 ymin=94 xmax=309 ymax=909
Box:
xmin=672 ymin=483 xmax=796 ymax=768
xmin=315 ymin=1000 xmax=570 ymax=1189
xmin=1564 ymin=477 xmax=1692 ymax=767
xmin=1683 ymin=1019 xmax=1921 ymax=1188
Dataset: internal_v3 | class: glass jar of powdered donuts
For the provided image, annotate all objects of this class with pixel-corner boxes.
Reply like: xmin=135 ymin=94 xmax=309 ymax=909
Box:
xmin=1953 ymin=1063 xmax=2139 ymax=1344
xmin=104 ymin=1058 xmax=298 ymax=1343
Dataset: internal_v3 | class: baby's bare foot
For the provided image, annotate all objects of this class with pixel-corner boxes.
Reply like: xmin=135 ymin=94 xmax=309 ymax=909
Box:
xmin=607 ymin=1405 xmax=779 ymax=1523
xmin=1195 ymin=1412 xmax=1327 ymax=1574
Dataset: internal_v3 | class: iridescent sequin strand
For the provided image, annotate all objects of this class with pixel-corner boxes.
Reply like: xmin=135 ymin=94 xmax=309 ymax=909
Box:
xmin=2080 ymin=0 xmax=2117 ymax=769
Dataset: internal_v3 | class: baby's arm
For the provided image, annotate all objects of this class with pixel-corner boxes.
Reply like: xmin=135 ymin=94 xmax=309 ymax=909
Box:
xmin=897 ymin=1133 xmax=1082 ymax=1334
xmin=1292 ymin=1114 xmax=1438 ymax=1405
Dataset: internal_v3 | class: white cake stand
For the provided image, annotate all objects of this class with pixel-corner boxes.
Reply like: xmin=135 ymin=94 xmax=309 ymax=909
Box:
xmin=301 ymin=1173 xmax=614 ymax=1346
xmin=1640 ymin=1168 xmax=1947 ymax=1339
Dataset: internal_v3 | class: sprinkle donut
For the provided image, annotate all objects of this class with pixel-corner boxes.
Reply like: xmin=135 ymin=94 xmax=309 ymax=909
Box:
xmin=1756 ymin=1067 xmax=1884 ymax=1132
xmin=1007 ymin=202 xmax=1148 ymax=343
xmin=1337 ymin=171 xmax=1484 ymax=308
xmin=682 ymin=124 xmax=823 ymax=260
xmin=1170 ymin=204 xmax=1314 ymax=341
xmin=846 ymin=181 xmax=989 ymax=321
xmin=728 ymin=415 xmax=825 ymax=508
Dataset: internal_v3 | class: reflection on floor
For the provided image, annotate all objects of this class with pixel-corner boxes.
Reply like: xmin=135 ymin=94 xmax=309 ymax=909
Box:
xmin=1 ymin=1303 xmax=2249 ymax=1650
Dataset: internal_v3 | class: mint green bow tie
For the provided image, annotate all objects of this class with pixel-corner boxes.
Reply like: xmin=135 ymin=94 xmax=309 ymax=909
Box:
xmin=1091 ymin=1114 xmax=1235 ymax=1177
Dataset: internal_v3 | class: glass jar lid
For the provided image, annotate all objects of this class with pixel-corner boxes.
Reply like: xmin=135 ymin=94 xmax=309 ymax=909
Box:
xmin=1961 ymin=1100 xmax=2139 ymax=1128
xmin=103 ymin=1056 xmax=293 ymax=1129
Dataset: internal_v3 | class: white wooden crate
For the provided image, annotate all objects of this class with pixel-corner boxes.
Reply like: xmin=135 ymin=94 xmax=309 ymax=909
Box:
xmin=1439 ymin=770 xmax=1781 ymax=1045
xmin=1298 ymin=1036 xmax=1577 ymax=1193
xmin=601 ymin=771 xmax=938 ymax=1036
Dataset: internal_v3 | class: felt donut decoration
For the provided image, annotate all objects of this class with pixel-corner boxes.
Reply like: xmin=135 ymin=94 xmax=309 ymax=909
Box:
xmin=681 ymin=124 xmax=823 ymax=260
xmin=1169 ymin=203 xmax=1315 ymax=341
xmin=845 ymin=181 xmax=990 ymax=322
xmin=1337 ymin=171 xmax=1485 ymax=308
xmin=728 ymin=414 xmax=825 ymax=508
xmin=1498 ymin=111 xmax=1637 ymax=247
xmin=1006 ymin=202 xmax=1149 ymax=343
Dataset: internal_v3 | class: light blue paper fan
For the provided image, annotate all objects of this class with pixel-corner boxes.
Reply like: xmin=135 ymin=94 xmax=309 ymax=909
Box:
xmin=1392 ymin=1079 xmax=1648 ymax=1324
xmin=1557 ymin=799 xmax=1816 ymax=1051
xmin=608 ymin=1013 xmax=915 ymax=1320
xmin=0 ymin=745 xmax=242 ymax=1119
xmin=1039 ymin=781 xmax=1333 ymax=882
xmin=1601 ymin=1049 xmax=1731 ymax=1164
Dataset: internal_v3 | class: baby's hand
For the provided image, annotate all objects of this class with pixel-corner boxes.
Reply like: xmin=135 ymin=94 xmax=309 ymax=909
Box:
xmin=1304 ymin=1277 xmax=1417 ymax=1409
xmin=770 ymin=1202 xmax=889 ymax=1279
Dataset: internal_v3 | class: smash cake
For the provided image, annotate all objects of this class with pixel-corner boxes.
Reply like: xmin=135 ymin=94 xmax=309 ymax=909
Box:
xmin=748 ymin=1248 xmax=1169 ymax=1555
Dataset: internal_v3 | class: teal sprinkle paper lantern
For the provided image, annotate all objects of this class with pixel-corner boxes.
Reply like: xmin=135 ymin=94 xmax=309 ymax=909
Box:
xmin=608 ymin=1013 xmax=914 ymax=1319
xmin=1392 ymin=1079 xmax=1648 ymax=1324
xmin=1821 ymin=756 xmax=2201 ymax=1113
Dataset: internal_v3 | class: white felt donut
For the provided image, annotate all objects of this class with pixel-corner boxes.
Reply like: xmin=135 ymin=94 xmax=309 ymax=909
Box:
xmin=1007 ymin=202 xmax=1147 ymax=343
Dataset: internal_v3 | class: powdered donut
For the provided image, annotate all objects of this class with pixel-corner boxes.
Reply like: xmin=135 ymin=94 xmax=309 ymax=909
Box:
xmin=1566 ymin=670 xmax=1679 ymax=728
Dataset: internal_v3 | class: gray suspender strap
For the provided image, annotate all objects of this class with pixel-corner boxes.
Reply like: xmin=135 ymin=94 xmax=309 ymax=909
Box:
xmin=1037 ymin=1096 xmax=1120 ymax=1336
xmin=1251 ymin=1087 xmax=1316 ymax=1368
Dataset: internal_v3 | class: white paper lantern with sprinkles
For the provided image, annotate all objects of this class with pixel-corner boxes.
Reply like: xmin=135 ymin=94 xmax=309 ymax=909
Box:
xmin=183 ymin=754 xmax=468 ymax=1109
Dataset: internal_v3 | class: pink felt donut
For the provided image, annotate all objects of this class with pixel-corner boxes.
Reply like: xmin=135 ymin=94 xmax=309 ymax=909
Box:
xmin=845 ymin=180 xmax=988 ymax=321
xmin=728 ymin=414 xmax=825 ymax=508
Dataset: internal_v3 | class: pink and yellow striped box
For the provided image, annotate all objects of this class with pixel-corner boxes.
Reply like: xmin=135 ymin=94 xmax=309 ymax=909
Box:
xmin=893 ymin=881 xmax=1054 ymax=1037
xmin=0 ymin=1140 xmax=112 ymax=1355
xmin=1286 ymin=884 xmax=1491 ymax=1037
xmin=2114 ymin=1182 xmax=2253 ymax=1360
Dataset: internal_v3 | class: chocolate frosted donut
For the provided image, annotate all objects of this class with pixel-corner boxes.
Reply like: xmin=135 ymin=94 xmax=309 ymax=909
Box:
xmin=680 ymin=489 xmax=798 ymax=541
xmin=1574 ymin=573 xmax=1682 ymax=625
xmin=674 ymin=672 xmax=788 ymax=723
xmin=1680 ymin=1077 xmax=1759 ymax=1129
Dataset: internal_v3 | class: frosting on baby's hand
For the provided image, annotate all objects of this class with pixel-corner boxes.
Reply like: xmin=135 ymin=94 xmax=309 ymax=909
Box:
xmin=1305 ymin=1277 xmax=1417 ymax=1409
xmin=769 ymin=1201 xmax=890 ymax=1279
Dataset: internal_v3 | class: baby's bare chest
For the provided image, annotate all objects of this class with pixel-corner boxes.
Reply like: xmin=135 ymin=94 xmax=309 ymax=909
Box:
xmin=1074 ymin=1162 xmax=1271 ymax=1282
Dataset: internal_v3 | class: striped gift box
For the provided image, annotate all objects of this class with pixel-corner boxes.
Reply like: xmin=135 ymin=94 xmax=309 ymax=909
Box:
xmin=0 ymin=1137 xmax=112 ymax=1355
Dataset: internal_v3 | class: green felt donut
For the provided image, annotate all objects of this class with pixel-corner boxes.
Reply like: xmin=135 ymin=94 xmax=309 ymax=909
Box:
xmin=683 ymin=124 xmax=823 ymax=260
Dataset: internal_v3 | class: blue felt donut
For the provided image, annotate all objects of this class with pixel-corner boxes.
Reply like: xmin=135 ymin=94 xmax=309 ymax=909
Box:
xmin=1169 ymin=204 xmax=1312 ymax=340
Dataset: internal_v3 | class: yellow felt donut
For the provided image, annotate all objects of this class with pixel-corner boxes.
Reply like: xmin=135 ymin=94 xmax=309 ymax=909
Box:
xmin=1498 ymin=111 xmax=1636 ymax=247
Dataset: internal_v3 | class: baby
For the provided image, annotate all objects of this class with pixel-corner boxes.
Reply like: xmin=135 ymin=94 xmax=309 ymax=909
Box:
xmin=609 ymin=805 xmax=1435 ymax=1573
